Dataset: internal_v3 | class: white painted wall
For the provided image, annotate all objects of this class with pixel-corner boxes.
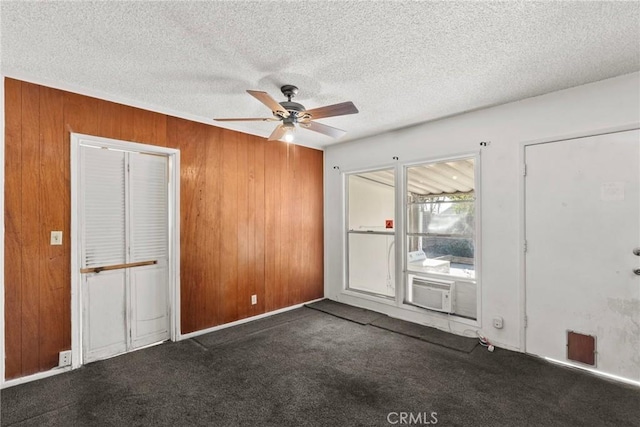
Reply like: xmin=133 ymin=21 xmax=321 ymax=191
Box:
xmin=348 ymin=175 xmax=395 ymax=296
xmin=324 ymin=72 xmax=640 ymax=351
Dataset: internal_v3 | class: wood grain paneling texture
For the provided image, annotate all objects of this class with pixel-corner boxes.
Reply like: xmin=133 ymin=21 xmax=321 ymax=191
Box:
xmin=219 ymin=130 xmax=239 ymax=324
xmin=20 ymin=82 xmax=41 ymax=376
xmin=5 ymin=78 xmax=23 ymax=379
xmin=4 ymin=78 xmax=324 ymax=380
xmin=38 ymin=86 xmax=66 ymax=371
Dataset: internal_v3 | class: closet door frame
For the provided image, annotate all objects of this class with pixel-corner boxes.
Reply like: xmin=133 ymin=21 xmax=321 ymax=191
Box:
xmin=70 ymin=133 xmax=180 ymax=369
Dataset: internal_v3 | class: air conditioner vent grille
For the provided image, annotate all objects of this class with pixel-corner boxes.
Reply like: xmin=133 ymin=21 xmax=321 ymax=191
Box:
xmin=409 ymin=275 xmax=455 ymax=313
xmin=412 ymin=279 xmax=450 ymax=291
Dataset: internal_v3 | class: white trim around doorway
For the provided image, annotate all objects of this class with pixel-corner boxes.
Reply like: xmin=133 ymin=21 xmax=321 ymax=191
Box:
xmin=70 ymin=133 xmax=181 ymax=369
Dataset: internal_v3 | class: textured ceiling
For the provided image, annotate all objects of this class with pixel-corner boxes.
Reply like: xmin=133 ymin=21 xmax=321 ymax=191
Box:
xmin=2 ymin=1 xmax=639 ymax=149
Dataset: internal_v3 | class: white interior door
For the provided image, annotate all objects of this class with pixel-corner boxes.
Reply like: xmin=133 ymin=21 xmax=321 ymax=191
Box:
xmin=128 ymin=152 xmax=170 ymax=348
xmin=525 ymin=129 xmax=640 ymax=382
xmin=83 ymin=270 xmax=128 ymax=361
xmin=80 ymin=145 xmax=169 ymax=363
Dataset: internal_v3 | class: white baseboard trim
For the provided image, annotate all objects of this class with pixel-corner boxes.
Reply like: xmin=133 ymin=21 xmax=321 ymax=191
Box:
xmin=2 ymin=366 xmax=72 ymax=389
xmin=179 ymin=298 xmax=324 ymax=341
xmin=542 ymin=357 xmax=640 ymax=387
xmin=2 ymin=298 xmax=325 ymax=388
xmin=485 ymin=339 xmax=520 ymax=352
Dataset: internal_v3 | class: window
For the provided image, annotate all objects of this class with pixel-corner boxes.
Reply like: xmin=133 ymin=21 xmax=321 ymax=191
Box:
xmin=346 ymin=169 xmax=395 ymax=297
xmin=343 ymin=157 xmax=479 ymax=319
xmin=405 ymin=158 xmax=477 ymax=319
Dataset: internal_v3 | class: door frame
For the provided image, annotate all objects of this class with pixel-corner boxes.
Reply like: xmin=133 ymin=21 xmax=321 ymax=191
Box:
xmin=70 ymin=133 xmax=180 ymax=369
xmin=518 ymin=123 xmax=640 ymax=357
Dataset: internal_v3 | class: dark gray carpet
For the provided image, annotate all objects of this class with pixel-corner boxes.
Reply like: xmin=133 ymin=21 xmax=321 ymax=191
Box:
xmin=305 ymin=299 xmax=385 ymax=324
xmin=193 ymin=307 xmax=316 ymax=349
xmin=371 ymin=316 xmax=478 ymax=353
xmin=307 ymin=299 xmax=477 ymax=353
xmin=2 ymin=307 xmax=639 ymax=426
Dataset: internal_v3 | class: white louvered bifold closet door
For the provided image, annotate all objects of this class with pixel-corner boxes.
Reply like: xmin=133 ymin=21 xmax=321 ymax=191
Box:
xmin=81 ymin=147 xmax=126 ymax=269
xmin=129 ymin=153 xmax=168 ymax=263
xmin=80 ymin=145 xmax=170 ymax=363
xmin=128 ymin=153 xmax=170 ymax=348
xmin=80 ymin=146 xmax=128 ymax=362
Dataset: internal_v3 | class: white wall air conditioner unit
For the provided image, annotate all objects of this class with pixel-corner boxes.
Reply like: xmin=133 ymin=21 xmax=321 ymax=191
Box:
xmin=409 ymin=275 xmax=455 ymax=313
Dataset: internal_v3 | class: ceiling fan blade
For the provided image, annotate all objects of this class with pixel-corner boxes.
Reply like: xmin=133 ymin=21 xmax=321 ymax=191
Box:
xmin=300 ymin=121 xmax=347 ymax=139
xmin=268 ymin=124 xmax=287 ymax=141
xmin=247 ymin=90 xmax=290 ymax=118
xmin=214 ymin=117 xmax=279 ymax=122
xmin=302 ymin=101 xmax=358 ymax=120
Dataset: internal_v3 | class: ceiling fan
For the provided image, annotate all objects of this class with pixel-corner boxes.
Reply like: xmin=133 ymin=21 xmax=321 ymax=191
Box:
xmin=214 ymin=85 xmax=359 ymax=143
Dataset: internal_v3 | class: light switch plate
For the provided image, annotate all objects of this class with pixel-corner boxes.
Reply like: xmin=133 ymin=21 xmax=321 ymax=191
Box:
xmin=50 ymin=231 xmax=63 ymax=245
xmin=251 ymin=295 xmax=257 ymax=305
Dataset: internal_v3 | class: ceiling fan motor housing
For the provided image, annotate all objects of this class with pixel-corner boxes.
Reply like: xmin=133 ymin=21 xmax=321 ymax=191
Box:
xmin=280 ymin=101 xmax=306 ymax=121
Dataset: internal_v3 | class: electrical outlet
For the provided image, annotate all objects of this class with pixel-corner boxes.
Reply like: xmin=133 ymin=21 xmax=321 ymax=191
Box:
xmin=493 ymin=316 xmax=504 ymax=329
xmin=59 ymin=350 xmax=72 ymax=367
xmin=251 ymin=294 xmax=257 ymax=305
xmin=50 ymin=231 xmax=63 ymax=246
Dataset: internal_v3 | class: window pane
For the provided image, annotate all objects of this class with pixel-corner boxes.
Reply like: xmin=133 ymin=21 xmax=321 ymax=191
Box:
xmin=347 ymin=169 xmax=395 ymax=297
xmin=348 ymin=170 xmax=394 ymax=231
xmin=405 ymin=158 xmax=477 ymax=318
xmin=407 ymin=236 xmax=475 ymax=279
xmin=348 ymin=233 xmax=395 ymax=297
xmin=407 ymin=199 xmax=475 ymax=235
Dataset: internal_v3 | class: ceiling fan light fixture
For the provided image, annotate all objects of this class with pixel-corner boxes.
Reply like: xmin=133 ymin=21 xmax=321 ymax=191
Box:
xmin=282 ymin=122 xmax=295 ymax=143
xmin=283 ymin=131 xmax=294 ymax=143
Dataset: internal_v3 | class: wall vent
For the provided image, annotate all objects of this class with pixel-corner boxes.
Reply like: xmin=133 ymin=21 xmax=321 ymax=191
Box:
xmin=567 ymin=330 xmax=596 ymax=366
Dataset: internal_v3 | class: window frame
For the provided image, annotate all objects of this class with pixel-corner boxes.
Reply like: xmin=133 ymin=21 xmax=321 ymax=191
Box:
xmin=340 ymin=152 xmax=481 ymax=325
xmin=401 ymin=153 xmax=482 ymax=320
xmin=344 ymin=166 xmax=398 ymax=299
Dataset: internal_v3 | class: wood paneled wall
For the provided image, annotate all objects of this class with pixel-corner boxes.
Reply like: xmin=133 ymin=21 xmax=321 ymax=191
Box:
xmin=4 ymin=78 xmax=324 ymax=380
